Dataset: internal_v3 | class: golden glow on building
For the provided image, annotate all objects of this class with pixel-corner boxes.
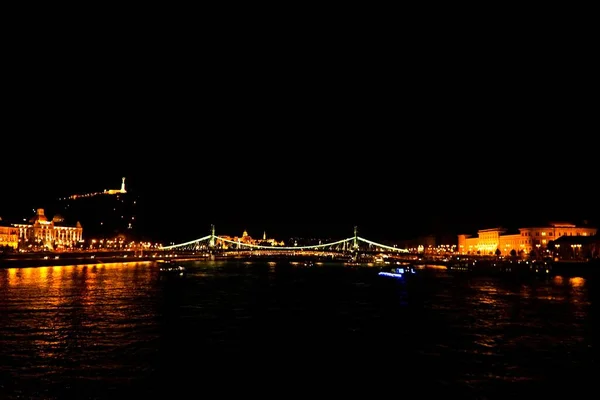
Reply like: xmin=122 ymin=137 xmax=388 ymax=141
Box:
xmin=216 ymin=230 xmax=285 ymax=249
xmin=0 ymin=225 xmax=19 ymax=249
xmin=12 ymin=209 xmax=83 ymax=250
xmin=458 ymin=222 xmax=597 ymax=256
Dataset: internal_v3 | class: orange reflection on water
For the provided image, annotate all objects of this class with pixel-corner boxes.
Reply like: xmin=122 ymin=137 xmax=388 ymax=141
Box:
xmin=3 ymin=262 xmax=155 ymax=286
xmin=569 ymin=276 xmax=585 ymax=287
xmin=39 ymin=266 xmax=49 ymax=281
xmin=7 ymin=267 xmax=17 ymax=285
xmin=423 ymin=264 xmax=447 ymax=270
xmin=474 ymin=285 xmax=500 ymax=306
xmin=0 ymin=262 xmax=157 ymax=363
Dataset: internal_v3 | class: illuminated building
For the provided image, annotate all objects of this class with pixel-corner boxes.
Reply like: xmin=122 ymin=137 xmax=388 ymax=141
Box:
xmin=256 ymin=230 xmax=284 ymax=246
xmin=398 ymin=233 xmax=456 ymax=253
xmin=458 ymin=222 xmax=597 ymax=256
xmin=216 ymin=230 xmax=285 ymax=249
xmin=0 ymin=220 xmax=19 ymax=249
xmin=50 ymin=177 xmax=137 ymax=240
xmin=241 ymin=230 xmax=253 ymax=244
xmin=257 ymin=231 xmax=284 ymax=246
xmin=11 ymin=208 xmax=83 ymax=250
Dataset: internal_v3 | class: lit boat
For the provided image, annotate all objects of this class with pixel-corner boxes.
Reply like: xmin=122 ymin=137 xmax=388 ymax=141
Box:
xmin=159 ymin=262 xmax=186 ymax=273
xmin=160 ymin=265 xmax=185 ymax=272
xmin=378 ymin=266 xmax=416 ymax=278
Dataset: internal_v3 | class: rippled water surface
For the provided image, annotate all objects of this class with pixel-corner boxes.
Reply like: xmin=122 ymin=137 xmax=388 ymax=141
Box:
xmin=0 ymin=261 xmax=595 ymax=398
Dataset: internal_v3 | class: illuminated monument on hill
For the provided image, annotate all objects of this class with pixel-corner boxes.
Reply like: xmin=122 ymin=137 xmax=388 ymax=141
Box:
xmin=104 ymin=177 xmax=127 ymax=195
xmin=64 ymin=177 xmax=127 ymax=200
xmin=51 ymin=177 xmax=137 ymax=240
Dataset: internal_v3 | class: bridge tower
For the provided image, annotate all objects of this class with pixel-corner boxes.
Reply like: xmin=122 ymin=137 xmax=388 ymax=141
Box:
xmin=209 ymin=224 xmax=216 ymax=250
xmin=352 ymin=226 xmax=359 ymax=252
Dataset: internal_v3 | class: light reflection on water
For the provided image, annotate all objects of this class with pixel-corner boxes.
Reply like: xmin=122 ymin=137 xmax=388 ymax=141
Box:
xmin=0 ymin=261 xmax=595 ymax=398
xmin=0 ymin=262 xmax=159 ymax=398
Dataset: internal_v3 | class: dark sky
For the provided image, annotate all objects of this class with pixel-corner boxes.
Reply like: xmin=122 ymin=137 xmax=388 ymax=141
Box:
xmin=1 ymin=33 xmax=597 ymax=243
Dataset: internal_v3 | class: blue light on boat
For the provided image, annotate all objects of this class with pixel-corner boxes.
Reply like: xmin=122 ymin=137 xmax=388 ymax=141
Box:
xmin=378 ymin=271 xmax=404 ymax=278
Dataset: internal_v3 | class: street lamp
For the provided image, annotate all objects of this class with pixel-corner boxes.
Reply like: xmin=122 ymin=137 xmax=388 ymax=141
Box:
xmin=570 ymin=244 xmax=582 ymax=259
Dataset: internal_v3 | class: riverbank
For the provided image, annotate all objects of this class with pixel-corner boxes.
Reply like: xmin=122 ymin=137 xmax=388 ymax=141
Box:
xmin=0 ymin=252 xmax=210 ymax=269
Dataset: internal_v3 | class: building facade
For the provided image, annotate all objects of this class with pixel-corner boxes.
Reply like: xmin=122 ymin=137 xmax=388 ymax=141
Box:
xmin=0 ymin=223 xmax=19 ymax=249
xmin=216 ymin=230 xmax=285 ymax=249
xmin=12 ymin=208 xmax=83 ymax=250
xmin=458 ymin=222 xmax=596 ymax=256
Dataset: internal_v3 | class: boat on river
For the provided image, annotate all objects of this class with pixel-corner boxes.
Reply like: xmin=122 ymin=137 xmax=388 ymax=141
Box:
xmin=378 ymin=266 xmax=416 ymax=278
xmin=158 ymin=260 xmax=186 ymax=274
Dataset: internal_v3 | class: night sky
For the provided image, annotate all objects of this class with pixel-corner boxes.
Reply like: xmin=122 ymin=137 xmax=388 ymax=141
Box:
xmin=1 ymin=41 xmax=597 ymax=244
xmin=1 ymin=135 xmax=597 ymax=244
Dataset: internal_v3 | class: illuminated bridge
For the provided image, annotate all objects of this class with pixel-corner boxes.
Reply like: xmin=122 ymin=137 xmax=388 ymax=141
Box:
xmin=159 ymin=226 xmax=409 ymax=257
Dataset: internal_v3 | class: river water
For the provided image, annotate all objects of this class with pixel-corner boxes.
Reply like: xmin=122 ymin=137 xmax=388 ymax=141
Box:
xmin=0 ymin=261 xmax=595 ymax=399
